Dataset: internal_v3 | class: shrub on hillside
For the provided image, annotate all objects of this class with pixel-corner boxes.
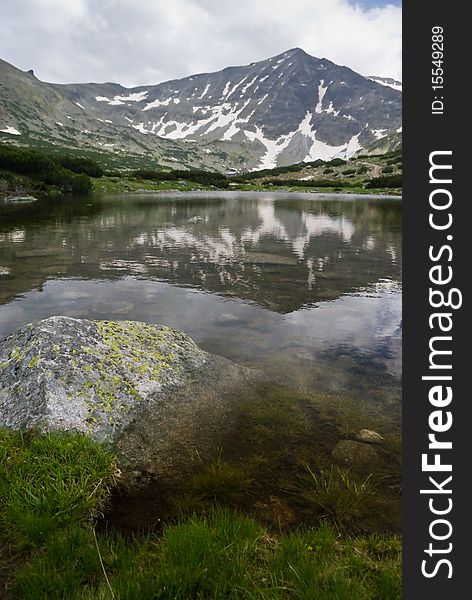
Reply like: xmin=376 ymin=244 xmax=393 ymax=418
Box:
xmin=0 ymin=145 xmax=94 ymax=193
xmin=58 ymin=156 xmax=104 ymax=178
xmin=365 ymin=174 xmax=402 ymax=188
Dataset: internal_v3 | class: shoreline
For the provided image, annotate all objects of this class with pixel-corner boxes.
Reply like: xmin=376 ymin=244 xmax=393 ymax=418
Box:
xmin=99 ymin=188 xmax=402 ymax=200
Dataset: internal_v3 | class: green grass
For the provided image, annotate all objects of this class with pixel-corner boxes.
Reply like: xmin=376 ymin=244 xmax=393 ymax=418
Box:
xmin=91 ymin=175 xmax=212 ymax=194
xmin=0 ymin=430 xmax=401 ymax=599
xmin=90 ymin=176 xmax=401 ymax=196
xmin=0 ymin=430 xmax=117 ymax=551
xmin=294 ymin=466 xmax=377 ymax=531
xmin=229 ymin=183 xmax=401 ymax=195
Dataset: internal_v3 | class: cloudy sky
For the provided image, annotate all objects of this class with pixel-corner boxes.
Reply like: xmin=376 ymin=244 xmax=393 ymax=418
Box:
xmin=0 ymin=0 xmax=401 ymax=88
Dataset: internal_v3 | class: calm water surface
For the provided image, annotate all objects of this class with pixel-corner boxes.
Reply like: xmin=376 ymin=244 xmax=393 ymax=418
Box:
xmin=0 ymin=192 xmax=401 ymax=406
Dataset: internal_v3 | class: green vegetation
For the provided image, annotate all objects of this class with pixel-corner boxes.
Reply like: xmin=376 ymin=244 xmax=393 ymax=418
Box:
xmin=365 ymin=174 xmax=402 ymax=189
xmin=0 ymin=430 xmax=401 ymax=599
xmin=0 ymin=145 xmax=103 ymax=195
xmin=0 ymin=143 xmax=402 ymax=198
xmin=264 ymin=178 xmax=347 ymax=188
xmin=58 ymin=156 xmax=104 ymax=178
xmin=327 ymin=158 xmax=347 ymax=167
xmin=133 ymin=168 xmax=229 ymax=188
xmin=92 ymin=175 xmax=211 ymax=194
xmin=231 ymin=150 xmax=402 ymax=194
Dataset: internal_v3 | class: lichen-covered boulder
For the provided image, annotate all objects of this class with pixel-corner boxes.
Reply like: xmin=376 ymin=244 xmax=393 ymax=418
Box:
xmin=0 ymin=316 xmax=257 ymax=486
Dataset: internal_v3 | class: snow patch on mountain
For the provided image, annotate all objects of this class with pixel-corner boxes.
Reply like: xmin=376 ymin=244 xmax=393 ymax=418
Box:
xmin=244 ymin=126 xmax=294 ymax=169
xmin=0 ymin=125 xmax=21 ymax=135
xmin=143 ymin=97 xmax=172 ymax=111
xmin=199 ymin=83 xmax=211 ymax=99
xmin=96 ymin=91 xmax=148 ymax=104
xmin=226 ymin=77 xmax=248 ymax=100
xmin=298 ymin=113 xmax=362 ymax=162
xmin=369 ymin=76 xmax=402 ymax=92
xmin=118 ymin=91 xmax=148 ymax=102
xmin=315 ymin=80 xmax=328 ymax=113
xmin=372 ymin=128 xmax=388 ymax=140
xmin=241 ymin=76 xmax=258 ymax=94
xmin=132 ymin=123 xmax=151 ymax=134
xmin=325 ymin=101 xmax=339 ymax=116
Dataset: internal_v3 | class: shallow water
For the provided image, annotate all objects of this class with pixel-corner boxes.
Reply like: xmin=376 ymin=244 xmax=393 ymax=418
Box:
xmin=0 ymin=191 xmax=401 ymax=405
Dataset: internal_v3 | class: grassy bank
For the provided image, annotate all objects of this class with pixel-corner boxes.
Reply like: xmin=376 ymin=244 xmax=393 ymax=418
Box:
xmin=91 ymin=175 xmax=401 ymax=196
xmin=1 ymin=416 xmax=401 ymax=598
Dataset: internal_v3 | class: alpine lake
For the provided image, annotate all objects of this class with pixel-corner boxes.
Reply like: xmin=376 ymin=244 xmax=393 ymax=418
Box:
xmin=0 ymin=191 xmax=402 ymax=533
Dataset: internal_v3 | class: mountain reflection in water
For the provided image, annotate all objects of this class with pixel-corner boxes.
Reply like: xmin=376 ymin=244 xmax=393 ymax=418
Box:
xmin=0 ymin=192 xmax=402 ymax=403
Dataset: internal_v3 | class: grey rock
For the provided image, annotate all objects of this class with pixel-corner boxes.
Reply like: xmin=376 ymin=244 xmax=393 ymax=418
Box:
xmin=0 ymin=316 xmax=257 ymax=486
xmin=332 ymin=439 xmax=382 ymax=469
xmin=5 ymin=195 xmax=38 ymax=204
xmin=187 ymin=216 xmax=204 ymax=223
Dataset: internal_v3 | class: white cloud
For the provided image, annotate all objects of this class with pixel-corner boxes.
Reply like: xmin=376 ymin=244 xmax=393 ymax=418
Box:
xmin=0 ymin=0 xmax=401 ymax=86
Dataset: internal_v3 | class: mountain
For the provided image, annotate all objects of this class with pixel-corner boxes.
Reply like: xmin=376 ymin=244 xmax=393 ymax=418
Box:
xmin=1 ymin=49 xmax=401 ymax=171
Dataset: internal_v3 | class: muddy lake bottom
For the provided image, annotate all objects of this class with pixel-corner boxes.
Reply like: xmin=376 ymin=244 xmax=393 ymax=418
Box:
xmin=101 ymin=379 xmax=402 ymax=537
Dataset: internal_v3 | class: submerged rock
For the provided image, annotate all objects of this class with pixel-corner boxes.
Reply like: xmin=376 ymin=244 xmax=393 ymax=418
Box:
xmin=354 ymin=429 xmax=385 ymax=444
xmin=332 ymin=439 xmax=382 ymax=469
xmin=0 ymin=316 xmax=257 ymax=487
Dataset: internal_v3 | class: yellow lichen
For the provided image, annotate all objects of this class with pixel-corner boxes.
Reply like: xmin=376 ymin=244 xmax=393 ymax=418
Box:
xmin=74 ymin=320 xmax=180 ymax=421
xmin=27 ymin=355 xmax=39 ymax=368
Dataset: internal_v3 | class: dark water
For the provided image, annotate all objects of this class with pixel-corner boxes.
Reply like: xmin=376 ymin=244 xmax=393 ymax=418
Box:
xmin=0 ymin=191 xmax=401 ymax=405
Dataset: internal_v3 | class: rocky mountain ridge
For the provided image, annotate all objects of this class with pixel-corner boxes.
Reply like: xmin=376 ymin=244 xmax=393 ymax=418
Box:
xmin=1 ymin=49 xmax=401 ymax=171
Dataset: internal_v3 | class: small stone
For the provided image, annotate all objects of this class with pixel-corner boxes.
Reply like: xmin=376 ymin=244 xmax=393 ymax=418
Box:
xmin=215 ymin=313 xmax=241 ymax=324
xmin=111 ymin=301 xmax=135 ymax=315
xmin=355 ymin=429 xmax=385 ymax=444
xmin=253 ymin=495 xmax=296 ymax=527
xmin=5 ymin=195 xmax=38 ymax=204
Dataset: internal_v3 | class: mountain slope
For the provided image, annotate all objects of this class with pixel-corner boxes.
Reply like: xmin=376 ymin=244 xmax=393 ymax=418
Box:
xmin=1 ymin=50 xmax=401 ymax=171
xmin=0 ymin=59 xmax=206 ymax=169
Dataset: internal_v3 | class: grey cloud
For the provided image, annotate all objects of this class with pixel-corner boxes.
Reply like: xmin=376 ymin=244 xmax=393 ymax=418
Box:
xmin=0 ymin=0 xmax=401 ymax=87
